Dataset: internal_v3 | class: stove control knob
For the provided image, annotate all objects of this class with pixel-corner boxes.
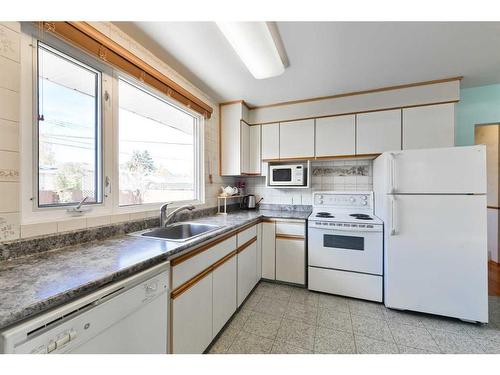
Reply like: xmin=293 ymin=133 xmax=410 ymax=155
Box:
xmin=361 ymin=201 xmax=368 ymax=206
xmin=362 ymin=196 xmax=368 ymax=200
xmin=349 ymin=197 xmax=355 ymax=203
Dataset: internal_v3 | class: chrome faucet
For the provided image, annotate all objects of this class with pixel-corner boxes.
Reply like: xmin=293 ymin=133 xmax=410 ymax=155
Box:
xmin=160 ymin=202 xmax=195 ymax=227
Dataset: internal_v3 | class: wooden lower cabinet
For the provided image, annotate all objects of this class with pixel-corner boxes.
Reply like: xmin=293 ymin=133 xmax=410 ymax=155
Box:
xmin=237 ymin=239 xmax=258 ymax=306
xmin=172 ymin=273 xmax=213 ymax=354
xmin=212 ymin=256 xmax=237 ymax=335
xmin=276 ymin=237 xmax=305 ymax=285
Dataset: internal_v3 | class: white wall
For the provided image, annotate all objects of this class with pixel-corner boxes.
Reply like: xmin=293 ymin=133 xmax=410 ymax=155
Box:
xmin=0 ymin=22 xmax=234 ymax=242
xmin=243 ymin=159 xmax=373 ymax=206
xmin=0 ymin=22 xmax=21 ymax=241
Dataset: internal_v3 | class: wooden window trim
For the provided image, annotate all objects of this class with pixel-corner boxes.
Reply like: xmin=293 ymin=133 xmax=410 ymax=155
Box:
xmin=39 ymin=21 xmax=213 ymax=119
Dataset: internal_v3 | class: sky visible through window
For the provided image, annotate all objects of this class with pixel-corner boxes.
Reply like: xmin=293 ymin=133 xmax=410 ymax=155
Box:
xmin=118 ymin=79 xmax=196 ymax=206
xmin=37 ymin=45 xmax=99 ymax=206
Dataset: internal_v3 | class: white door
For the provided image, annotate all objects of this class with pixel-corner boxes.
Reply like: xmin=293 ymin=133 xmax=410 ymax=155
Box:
xmin=248 ymin=125 xmax=261 ymax=174
xmin=276 ymin=237 xmax=305 ymax=285
xmin=315 ymin=115 xmax=356 ymax=157
xmin=279 ymin=119 xmax=315 ymax=159
xmin=385 ymin=194 xmax=488 ymax=322
xmin=356 ymin=109 xmax=401 ymax=154
xmin=389 ymin=145 xmax=486 ymax=194
xmin=262 ymin=221 xmax=276 ymax=280
xmin=172 ymin=273 xmax=213 ymax=354
xmin=402 ymin=103 xmax=455 ymax=150
xmin=256 ymin=223 xmax=263 ymax=281
xmin=212 ymin=256 xmax=237 ymax=335
xmin=240 ymin=121 xmax=250 ymax=174
xmin=237 ymin=241 xmax=257 ymax=306
xmin=308 ymin=227 xmax=383 ymax=275
xmin=261 ymin=123 xmax=279 ymax=160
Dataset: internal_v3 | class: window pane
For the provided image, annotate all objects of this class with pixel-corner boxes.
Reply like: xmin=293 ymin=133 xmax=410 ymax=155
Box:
xmin=118 ymin=79 xmax=196 ymax=206
xmin=37 ymin=43 xmax=100 ymax=207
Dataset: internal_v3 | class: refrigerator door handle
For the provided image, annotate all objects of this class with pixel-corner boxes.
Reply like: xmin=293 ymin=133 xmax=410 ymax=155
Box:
xmin=388 ymin=152 xmax=397 ymax=193
xmin=390 ymin=196 xmax=397 ymax=235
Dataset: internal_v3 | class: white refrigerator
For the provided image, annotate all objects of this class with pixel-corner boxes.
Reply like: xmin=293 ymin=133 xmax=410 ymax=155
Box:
xmin=373 ymin=145 xmax=488 ymax=323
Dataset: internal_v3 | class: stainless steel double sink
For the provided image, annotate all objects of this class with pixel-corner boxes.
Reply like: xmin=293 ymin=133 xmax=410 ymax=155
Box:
xmin=131 ymin=222 xmax=221 ymax=242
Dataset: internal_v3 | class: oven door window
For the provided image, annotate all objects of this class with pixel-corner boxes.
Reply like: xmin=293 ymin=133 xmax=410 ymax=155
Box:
xmin=272 ymin=168 xmax=292 ymax=182
xmin=323 ymin=234 xmax=364 ymax=251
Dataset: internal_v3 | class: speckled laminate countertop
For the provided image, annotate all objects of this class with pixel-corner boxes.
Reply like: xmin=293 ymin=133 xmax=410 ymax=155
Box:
xmin=0 ymin=209 xmax=310 ymax=331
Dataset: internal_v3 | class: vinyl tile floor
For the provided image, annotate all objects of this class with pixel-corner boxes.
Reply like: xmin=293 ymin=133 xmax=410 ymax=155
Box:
xmin=207 ymin=281 xmax=500 ymax=354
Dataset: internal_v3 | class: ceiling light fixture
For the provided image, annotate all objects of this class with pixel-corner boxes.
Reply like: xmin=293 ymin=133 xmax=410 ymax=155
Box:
xmin=216 ymin=22 xmax=287 ymax=80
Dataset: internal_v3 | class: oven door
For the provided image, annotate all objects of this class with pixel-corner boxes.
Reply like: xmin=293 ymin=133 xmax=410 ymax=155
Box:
xmin=308 ymin=227 xmax=382 ymax=275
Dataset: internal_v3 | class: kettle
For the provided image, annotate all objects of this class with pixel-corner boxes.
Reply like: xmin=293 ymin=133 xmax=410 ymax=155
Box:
xmin=241 ymin=194 xmax=257 ymax=209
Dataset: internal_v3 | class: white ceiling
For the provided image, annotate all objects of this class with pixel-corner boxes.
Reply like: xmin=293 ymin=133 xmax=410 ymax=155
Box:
xmin=114 ymin=22 xmax=500 ymax=107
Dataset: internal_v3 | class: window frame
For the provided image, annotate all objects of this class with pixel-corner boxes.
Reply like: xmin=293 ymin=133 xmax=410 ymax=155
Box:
xmin=19 ymin=26 xmax=206 ymax=224
xmin=112 ymin=72 xmax=205 ymax=213
xmin=35 ymin=41 xmax=104 ymax=208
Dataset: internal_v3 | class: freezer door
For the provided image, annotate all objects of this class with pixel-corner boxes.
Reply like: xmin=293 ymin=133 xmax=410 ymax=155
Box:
xmin=389 ymin=145 xmax=486 ymax=194
xmin=384 ymin=195 xmax=488 ymax=322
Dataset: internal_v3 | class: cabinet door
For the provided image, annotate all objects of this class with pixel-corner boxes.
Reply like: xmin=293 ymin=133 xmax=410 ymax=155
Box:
xmin=261 ymin=123 xmax=279 ymax=160
xmin=256 ymin=223 xmax=262 ymax=281
xmin=247 ymin=125 xmax=261 ymax=174
xmin=212 ymin=256 xmax=237 ymax=335
xmin=172 ymin=273 xmax=213 ymax=354
xmin=279 ymin=119 xmax=315 ymax=159
xmin=220 ymin=103 xmax=242 ymax=175
xmin=262 ymin=221 xmax=276 ymax=280
xmin=276 ymin=237 xmax=305 ymax=285
xmin=315 ymin=115 xmax=355 ymax=157
xmin=237 ymin=241 xmax=257 ymax=306
xmin=402 ymin=103 xmax=454 ymax=150
xmin=240 ymin=121 xmax=250 ymax=174
xmin=356 ymin=109 xmax=401 ymax=154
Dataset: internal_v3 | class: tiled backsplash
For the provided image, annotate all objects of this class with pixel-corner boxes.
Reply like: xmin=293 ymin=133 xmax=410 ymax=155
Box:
xmin=243 ymin=159 xmax=373 ymax=205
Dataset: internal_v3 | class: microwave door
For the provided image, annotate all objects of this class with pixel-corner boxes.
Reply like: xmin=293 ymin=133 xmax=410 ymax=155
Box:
xmin=271 ymin=168 xmax=293 ymax=185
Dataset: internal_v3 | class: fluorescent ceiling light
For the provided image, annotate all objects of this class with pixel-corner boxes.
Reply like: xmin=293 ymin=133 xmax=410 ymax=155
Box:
xmin=216 ymin=22 xmax=286 ymax=79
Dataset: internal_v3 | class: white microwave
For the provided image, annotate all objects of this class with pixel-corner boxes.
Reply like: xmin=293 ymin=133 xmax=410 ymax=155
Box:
xmin=269 ymin=164 xmax=306 ymax=186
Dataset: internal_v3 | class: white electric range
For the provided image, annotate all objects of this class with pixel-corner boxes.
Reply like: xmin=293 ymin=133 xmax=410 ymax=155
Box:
xmin=307 ymin=191 xmax=384 ymax=302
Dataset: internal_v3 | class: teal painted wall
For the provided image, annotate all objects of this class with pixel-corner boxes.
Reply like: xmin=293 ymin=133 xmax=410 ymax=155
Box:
xmin=456 ymin=84 xmax=500 ymax=146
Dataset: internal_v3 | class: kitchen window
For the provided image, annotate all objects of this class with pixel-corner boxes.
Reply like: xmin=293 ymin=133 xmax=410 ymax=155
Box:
xmin=36 ymin=42 xmax=102 ymax=207
xmin=117 ymin=78 xmax=202 ymax=206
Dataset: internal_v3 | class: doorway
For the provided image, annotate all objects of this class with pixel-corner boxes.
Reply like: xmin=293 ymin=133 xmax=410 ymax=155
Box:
xmin=475 ymin=123 xmax=500 ymax=296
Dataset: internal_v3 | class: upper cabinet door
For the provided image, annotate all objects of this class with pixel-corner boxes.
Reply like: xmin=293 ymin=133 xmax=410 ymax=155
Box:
xmin=247 ymin=125 xmax=261 ymax=174
xmin=261 ymin=123 xmax=279 ymax=160
xmin=240 ymin=121 xmax=250 ymax=174
xmin=402 ymin=103 xmax=455 ymax=150
xmin=315 ymin=115 xmax=356 ymax=157
xmin=279 ymin=119 xmax=315 ymax=159
xmin=356 ymin=109 xmax=401 ymax=154
xmin=220 ymin=102 xmax=245 ymax=175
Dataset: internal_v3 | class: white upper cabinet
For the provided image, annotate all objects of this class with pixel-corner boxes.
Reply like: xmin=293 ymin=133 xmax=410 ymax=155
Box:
xmin=247 ymin=125 xmax=261 ymax=174
xmin=240 ymin=120 xmax=250 ymax=174
xmin=315 ymin=115 xmax=356 ymax=157
xmin=356 ymin=109 xmax=402 ymax=154
xmin=279 ymin=119 xmax=315 ymax=159
xmin=402 ymin=103 xmax=455 ymax=150
xmin=261 ymin=123 xmax=280 ymax=160
xmin=220 ymin=102 xmax=261 ymax=176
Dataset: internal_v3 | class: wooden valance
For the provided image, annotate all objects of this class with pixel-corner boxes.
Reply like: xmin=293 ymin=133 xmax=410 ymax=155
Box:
xmin=40 ymin=21 xmax=213 ymax=119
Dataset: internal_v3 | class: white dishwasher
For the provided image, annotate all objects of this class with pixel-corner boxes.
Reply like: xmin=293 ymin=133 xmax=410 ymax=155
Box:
xmin=0 ymin=262 xmax=170 ymax=354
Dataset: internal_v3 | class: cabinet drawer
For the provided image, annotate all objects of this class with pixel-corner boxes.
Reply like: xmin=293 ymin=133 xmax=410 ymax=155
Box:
xmin=237 ymin=224 xmax=257 ymax=245
xmin=172 ymin=235 xmax=237 ymax=289
xmin=275 ymin=220 xmax=305 ymax=236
